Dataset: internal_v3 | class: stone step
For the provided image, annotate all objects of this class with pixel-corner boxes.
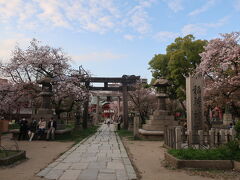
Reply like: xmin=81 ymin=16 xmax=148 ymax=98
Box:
xmin=145 ymin=120 xmax=177 ymax=126
xmin=142 ymin=124 xmax=164 ymax=131
xmin=152 ymin=110 xmax=169 ymax=116
xmin=149 ymin=115 xmax=175 ymax=121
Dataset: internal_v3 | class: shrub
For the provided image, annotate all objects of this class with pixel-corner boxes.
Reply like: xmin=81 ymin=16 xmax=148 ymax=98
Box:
xmin=235 ymin=120 xmax=240 ymax=139
xmin=168 ymin=140 xmax=240 ymax=160
xmin=9 ymin=123 xmax=20 ymax=129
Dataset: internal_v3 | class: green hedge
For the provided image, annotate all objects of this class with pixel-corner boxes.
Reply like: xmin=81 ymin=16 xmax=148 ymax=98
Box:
xmin=9 ymin=123 xmax=20 ymax=129
xmin=168 ymin=140 xmax=240 ymax=160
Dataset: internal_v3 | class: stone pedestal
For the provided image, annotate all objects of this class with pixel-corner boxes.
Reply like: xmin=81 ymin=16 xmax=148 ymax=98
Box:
xmin=139 ymin=110 xmax=177 ymax=140
xmin=223 ymin=113 xmax=233 ymax=126
xmin=142 ymin=110 xmax=176 ymax=131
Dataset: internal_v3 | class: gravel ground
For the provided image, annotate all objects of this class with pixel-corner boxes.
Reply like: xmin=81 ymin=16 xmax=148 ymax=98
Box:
xmin=121 ymin=138 xmax=240 ymax=180
xmin=0 ymin=134 xmax=73 ymax=180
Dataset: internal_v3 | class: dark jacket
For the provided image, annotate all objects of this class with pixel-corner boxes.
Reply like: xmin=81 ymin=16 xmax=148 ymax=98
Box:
xmin=19 ymin=120 xmax=28 ymax=132
xmin=48 ymin=120 xmax=57 ymax=129
xmin=29 ymin=120 xmax=37 ymax=133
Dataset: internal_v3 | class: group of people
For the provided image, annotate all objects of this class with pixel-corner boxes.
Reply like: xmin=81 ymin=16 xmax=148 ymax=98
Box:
xmin=18 ymin=117 xmax=57 ymax=141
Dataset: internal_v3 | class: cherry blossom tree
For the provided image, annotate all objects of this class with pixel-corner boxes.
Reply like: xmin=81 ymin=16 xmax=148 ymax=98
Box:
xmin=128 ymin=84 xmax=157 ymax=124
xmin=0 ymin=39 xmax=89 ymax=120
xmin=197 ymin=32 xmax=240 ymax=115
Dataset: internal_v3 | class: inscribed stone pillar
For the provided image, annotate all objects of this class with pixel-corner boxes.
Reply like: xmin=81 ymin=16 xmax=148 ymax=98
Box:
xmin=186 ymin=75 xmax=204 ymax=144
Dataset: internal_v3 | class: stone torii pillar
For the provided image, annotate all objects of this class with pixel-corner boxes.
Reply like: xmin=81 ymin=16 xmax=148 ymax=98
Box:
xmin=117 ymin=96 xmax=121 ymax=117
xmin=122 ymin=83 xmax=128 ymax=129
xmin=96 ymin=96 xmax=100 ymax=123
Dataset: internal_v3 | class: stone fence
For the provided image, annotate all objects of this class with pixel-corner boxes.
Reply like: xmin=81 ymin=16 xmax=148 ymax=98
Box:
xmin=164 ymin=126 xmax=237 ymax=149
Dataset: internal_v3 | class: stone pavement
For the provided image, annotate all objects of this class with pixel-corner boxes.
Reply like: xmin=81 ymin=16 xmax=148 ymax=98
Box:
xmin=37 ymin=124 xmax=137 ymax=180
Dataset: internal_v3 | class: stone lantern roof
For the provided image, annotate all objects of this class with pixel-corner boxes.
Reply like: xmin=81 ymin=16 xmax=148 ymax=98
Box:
xmin=37 ymin=77 xmax=52 ymax=84
xmin=153 ymin=78 xmax=169 ymax=87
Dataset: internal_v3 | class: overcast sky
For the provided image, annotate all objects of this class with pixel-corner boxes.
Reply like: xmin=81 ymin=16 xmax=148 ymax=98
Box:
xmin=0 ymin=0 xmax=240 ymax=82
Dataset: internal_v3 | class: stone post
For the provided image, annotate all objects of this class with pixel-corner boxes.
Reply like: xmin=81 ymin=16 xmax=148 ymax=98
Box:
xmin=219 ymin=129 xmax=225 ymax=144
xmin=188 ymin=130 xmax=193 ymax=146
xmin=230 ymin=127 xmax=236 ymax=140
xmin=133 ymin=116 xmax=140 ymax=138
xmin=209 ymin=128 xmax=215 ymax=148
xmin=175 ymin=126 xmax=182 ymax=149
xmin=215 ymin=129 xmax=219 ymax=145
xmin=225 ymin=129 xmax=230 ymax=143
xmin=198 ymin=130 xmax=204 ymax=146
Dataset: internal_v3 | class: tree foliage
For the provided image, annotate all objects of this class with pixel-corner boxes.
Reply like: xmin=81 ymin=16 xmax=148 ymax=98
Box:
xmin=0 ymin=39 xmax=89 ymax=118
xmin=149 ymin=35 xmax=207 ymax=109
xmin=196 ymin=32 xmax=240 ymax=115
xmin=128 ymin=83 xmax=157 ymax=124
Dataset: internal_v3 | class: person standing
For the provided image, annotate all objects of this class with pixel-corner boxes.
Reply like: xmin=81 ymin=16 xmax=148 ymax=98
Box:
xmin=28 ymin=118 xmax=37 ymax=141
xmin=18 ymin=118 xmax=28 ymax=140
xmin=37 ymin=117 xmax=46 ymax=140
xmin=47 ymin=117 xmax=57 ymax=140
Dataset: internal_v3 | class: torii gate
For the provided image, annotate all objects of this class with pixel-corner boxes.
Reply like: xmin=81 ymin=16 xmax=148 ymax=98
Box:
xmin=83 ymin=75 xmax=140 ymax=129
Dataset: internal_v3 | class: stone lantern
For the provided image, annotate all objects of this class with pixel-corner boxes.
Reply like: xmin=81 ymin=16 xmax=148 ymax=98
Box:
xmin=153 ymin=78 xmax=170 ymax=111
xmin=138 ymin=78 xmax=177 ymax=140
xmin=32 ymin=77 xmax=54 ymax=121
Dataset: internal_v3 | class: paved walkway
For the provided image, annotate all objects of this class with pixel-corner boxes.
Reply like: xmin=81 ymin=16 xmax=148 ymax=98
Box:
xmin=37 ymin=124 xmax=137 ymax=180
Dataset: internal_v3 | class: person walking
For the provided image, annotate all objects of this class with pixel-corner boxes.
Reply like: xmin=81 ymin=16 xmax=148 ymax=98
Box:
xmin=37 ymin=117 xmax=46 ymax=140
xmin=46 ymin=117 xmax=57 ymax=140
xmin=28 ymin=118 xmax=37 ymax=141
xmin=107 ymin=118 xmax=110 ymax=127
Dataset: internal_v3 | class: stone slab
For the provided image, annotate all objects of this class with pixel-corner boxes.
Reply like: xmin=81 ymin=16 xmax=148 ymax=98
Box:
xmin=59 ymin=170 xmax=81 ymax=180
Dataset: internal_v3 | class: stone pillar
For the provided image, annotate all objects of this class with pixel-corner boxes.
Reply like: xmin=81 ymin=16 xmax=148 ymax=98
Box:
xmin=157 ymin=95 xmax=167 ymax=110
xmin=209 ymin=128 xmax=215 ymax=148
xmin=96 ymin=96 xmax=100 ymax=124
xmin=117 ymin=96 xmax=121 ymax=117
xmin=133 ymin=116 xmax=140 ymax=138
xmin=175 ymin=126 xmax=182 ymax=149
xmin=198 ymin=130 xmax=204 ymax=146
xmin=186 ymin=75 xmax=204 ymax=144
xmin=122 ymin=85 xmax=128 ymax=129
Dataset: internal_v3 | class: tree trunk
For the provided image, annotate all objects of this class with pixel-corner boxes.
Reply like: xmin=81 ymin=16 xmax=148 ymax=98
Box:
xmin=179 ymin=100 xmax=186 ymax=117
xmin=82 ymin=100 xmax=88 ymax=129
